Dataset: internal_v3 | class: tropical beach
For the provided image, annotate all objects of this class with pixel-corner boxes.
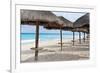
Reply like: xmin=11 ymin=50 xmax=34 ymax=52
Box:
xmin=20 ymin=10 xmax=90 ymax=62
xmin=21 ymin=32 xmax=89 ymax=62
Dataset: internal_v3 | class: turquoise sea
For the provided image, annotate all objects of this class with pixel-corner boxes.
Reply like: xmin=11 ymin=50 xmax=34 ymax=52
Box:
xmin=21 ymin=32 xmax=82 ymax=41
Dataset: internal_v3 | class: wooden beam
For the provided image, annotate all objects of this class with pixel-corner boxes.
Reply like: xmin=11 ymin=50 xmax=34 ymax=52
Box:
xmin=34 ymin=21 xmax=39 ymax=61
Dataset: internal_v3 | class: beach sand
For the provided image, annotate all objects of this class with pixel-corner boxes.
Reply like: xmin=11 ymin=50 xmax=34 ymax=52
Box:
xmin=21 ymin=38 xmax=89 ymax=63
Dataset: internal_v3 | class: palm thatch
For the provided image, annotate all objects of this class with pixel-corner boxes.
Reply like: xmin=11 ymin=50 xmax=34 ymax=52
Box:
xmin=72 ymin=28 xmax=88 ymax=33
xmin=21 ymin=9 xmax=63 ymax=26
xmin=74 ymin=13 xmax=89 ymax=28
xmin=58 ymin=16 xmax=88 ymax=32
xmin=73 ymin=13 xmax=90 ymax=33
xmin=59 ymin=16 xmax=73 ymax=29
xmin=44 ymin=16 xmax=73 ymax=30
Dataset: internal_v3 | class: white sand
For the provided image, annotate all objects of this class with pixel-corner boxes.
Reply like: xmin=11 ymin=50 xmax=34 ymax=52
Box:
xmin=21 ymin=39 xmax=72 ymax=50
xmin=21 ymin=38 xmax=89 ymax=62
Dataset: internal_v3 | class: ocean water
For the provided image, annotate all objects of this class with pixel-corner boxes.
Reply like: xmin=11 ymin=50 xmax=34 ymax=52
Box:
xmin=21 ymin=33 xmax=81 ymax=42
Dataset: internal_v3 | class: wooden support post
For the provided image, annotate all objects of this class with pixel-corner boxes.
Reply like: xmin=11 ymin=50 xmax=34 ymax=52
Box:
xmin=79 ymin=32 xmax=81 ymax=44
xmin=86 ymin=33 xmax=89 ymax=39
xmin=73 ymin=31 xmax=75 ymax=46
xmin=83 ymin=32 xmax=85 ymax=42
xmin=35 ymin=21 xmax=39 ymax=61
xmin=60 ymin=28 xmax=63 ymax=51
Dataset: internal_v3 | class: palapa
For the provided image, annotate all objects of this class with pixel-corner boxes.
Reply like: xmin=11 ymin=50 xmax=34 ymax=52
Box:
xmin=44 ymin=16 xmax=75 ymax=47
xmin=74 ymin=13 xmax=89 ymax=28
xmin=73 ymin=13 xmax=90 ymax=43
xmin=21 ymin=9 xmax=63 ymax=61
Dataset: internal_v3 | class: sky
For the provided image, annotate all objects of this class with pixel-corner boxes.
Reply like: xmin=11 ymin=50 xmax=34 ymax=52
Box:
xmin=21 ymin=11 xmax=86 ymax=33
xmin=53 ymin=12 xmax=86 ymax=22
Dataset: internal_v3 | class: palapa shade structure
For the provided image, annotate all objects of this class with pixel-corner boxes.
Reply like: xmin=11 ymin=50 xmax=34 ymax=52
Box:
xmin=58 ymin=16 xmax=74 ymax=50
xmin=58 ymin=16 xmax=77 ymax=46
xmin=73 ymin=13 xmax=90 ymax=43
xmin=44 ymin=16 xmax=75 ymax=49
xmin=21 ymin=9 xmax=63 ymax=61
xmin=57 ymin=16 xmax=75 ymax=46
xmin=74 ymin=13 xmax=90 ymax=33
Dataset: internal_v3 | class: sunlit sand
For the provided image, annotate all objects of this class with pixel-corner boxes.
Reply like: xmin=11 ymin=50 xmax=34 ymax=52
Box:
xmin=21 ymin=38 xmax=89 ymax=62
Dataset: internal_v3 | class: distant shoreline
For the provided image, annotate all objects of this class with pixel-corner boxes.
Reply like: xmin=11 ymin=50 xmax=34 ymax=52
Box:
xmin=21 ymin=33 xmax=74 ymax=35
xmin=21 ymin=38 xmax=75 ymax=44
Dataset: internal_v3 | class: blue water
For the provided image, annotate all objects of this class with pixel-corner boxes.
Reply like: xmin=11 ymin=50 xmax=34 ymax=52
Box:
xmin=21 ymin=33 xmax=81 ymax=41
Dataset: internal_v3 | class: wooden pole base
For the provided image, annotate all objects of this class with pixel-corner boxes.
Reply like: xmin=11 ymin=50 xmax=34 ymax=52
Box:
xmin=35 ymin=21 xmax=39 ymax=61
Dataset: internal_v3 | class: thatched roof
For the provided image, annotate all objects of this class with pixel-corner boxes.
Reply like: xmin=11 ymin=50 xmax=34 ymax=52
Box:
xmin=44 ymin=16 xmax=73 ymax=30
xmin=72 ymin=28 xmax=88 ymax=33
xmin=74 ymin=13 xmax=89 ymax=28
xmin=21 ymin=9 xmax=63 ymax=26
xmin=58 ymin=16 xmax=73 ymax=28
